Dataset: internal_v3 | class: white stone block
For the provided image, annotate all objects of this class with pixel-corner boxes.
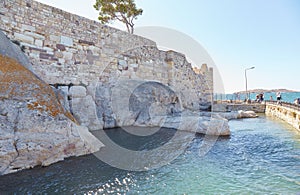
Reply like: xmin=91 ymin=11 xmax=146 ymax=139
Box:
xmin=21 ymin=24 xmax=36 ymax=32
xmin=43 ymin=47 xmax=54 ymax=52
xmin=60 ymin=36 xmax=73 ymax=47
xmin=130 ymin=63 xmax=138 ymax=68
xmin=69 ymin=86 xmax=87 ymax=98
xmin=24 ymin=32 xmax=45 ymax=40
xmin=77 ymin=45 xmax=83 ymax=50
xmin=29 ymin=53 xmax=39 ymax=58
xmin=14 ymin=33 xmax=34 ymax=44
xmin=89 ymin=46 xmax=100 ymax=54
xmin=35 ymin=39 xmax=43 ymax=47
xmin=20 ymin=42 xmax=36 ymax=49
xmin=118 ymin=60 xmax=127 ymax=67
xmin=50 ymin=35 xmax=60 ymax=42
xmin=58 ymin=58 xmax=65 ymax=64
xmin=1 ymin=16 xmax=10 ymax=23
xmin=63 ymin=51 xmax=73 ymax=61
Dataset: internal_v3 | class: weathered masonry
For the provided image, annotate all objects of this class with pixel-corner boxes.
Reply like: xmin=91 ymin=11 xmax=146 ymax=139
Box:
xmin=0 ymin=0 xmax=213 ymax=106
xmin=213 ymin=101 xmax=300 ymax=132
xmin=266 ymin=102 xmax=300 ymax=132
xmin=212 ymin=103 xmax=266 ymax=113
xmin=0 ymin=0 xmax=214 ymax=130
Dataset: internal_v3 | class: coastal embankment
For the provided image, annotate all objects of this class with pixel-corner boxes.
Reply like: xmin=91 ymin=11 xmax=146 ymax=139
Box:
xmin=213 ymin=101 xmax=300 ymax=132
xmin=265 ymin=101 xmax=300 ymax=131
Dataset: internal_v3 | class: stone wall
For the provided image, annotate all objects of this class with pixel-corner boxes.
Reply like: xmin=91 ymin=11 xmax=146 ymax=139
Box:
xmin=0 ymin=31 xmax=103 ymax=174
xmin=0 ymin=0 xmax=214 ymax=131
xmin=212 ymin=103 xmax=266 ymax=113
xmin=0 ymin=0 xmax=156 ymax=85
xmin=266 ymin=103 xmax=300 ymax=132
xmin=0 ymin=0 xmax=213 ymax=96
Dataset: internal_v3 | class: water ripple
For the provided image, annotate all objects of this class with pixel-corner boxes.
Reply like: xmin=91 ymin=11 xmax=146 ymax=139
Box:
xmin=0 ymin=115 xmax=299 ymax=194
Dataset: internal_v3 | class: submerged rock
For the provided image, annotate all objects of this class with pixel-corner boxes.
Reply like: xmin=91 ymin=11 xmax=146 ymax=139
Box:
xmin=213 ymin=110 xmax=258 ymax=120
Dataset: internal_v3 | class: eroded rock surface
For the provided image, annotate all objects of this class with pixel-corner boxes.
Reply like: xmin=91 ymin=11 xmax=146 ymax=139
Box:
xmin=0 ymin=55 xmax=103 ymax=175
xmin=64 ymin=79 xmax=231 ymax=136
xmin=0 ymin=31 xmax=32 ymax=71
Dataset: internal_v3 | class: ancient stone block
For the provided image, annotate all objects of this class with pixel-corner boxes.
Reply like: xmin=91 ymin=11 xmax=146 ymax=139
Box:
xmin=118 ymin=59 xmax=127 ymax=67
xmin=14 ymin=33 xmax=34 ymax=44
xmin=130 ymin=63 xmax=138 ymax=68
xmin=69 ymin=86 xmax=87 ymax=98
xmin=71 ymin=95 xmax=103 ymax=130
xmin=49 ymin=35 xmax=60 ymax=42
xmin=63 ymin=51 xmax=73 ymax=61
xmin=35 ymin=39 xmax=43 ymax=47
xmin=21 ymin=24 xmax=35 ymax=32
xmin=60 ymin=36 xmax=73 ymax=46
xmin=24 ymin=32 xmax=45 ymax=40
xmin=88 ymin=46 xmax=101 ymax=54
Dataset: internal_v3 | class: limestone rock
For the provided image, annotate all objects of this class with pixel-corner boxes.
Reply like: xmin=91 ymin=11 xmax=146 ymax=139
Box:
xmin=69 ymin=86 xmax=87 ymax=98
xmin=53 ymin=87 xmax=71 ymax=115
xmin=0 ymin=31 xmax=32 ymax=71
xmin=127 ymin=114 xmax=230 ymax=136
xmin=237 ymin=110 xmax=258 ymax=118
xmin=95 ymin=84 xmax=116 ymax=129
xmin=212 ymin=110 xmax=258 ymax=120
xmin=0 ymin=55 xmax=103 ymax=175
xmin=72 ymin=95 xmax=104 ymax=131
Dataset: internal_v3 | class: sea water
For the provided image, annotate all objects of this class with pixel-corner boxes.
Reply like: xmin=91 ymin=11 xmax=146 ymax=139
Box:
xmin=0 ymin=115 xmax=299 ymax=194
xmin=216 ymin=92 xmax=300 ymax=103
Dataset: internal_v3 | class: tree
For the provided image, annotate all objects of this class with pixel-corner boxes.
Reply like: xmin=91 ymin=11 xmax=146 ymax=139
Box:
xmin=93 ymin=0 xmax=143 ymax=34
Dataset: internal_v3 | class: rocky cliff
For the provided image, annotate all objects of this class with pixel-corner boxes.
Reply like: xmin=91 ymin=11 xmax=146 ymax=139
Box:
xmin=0 ymin=32 xmax=103 ymax=175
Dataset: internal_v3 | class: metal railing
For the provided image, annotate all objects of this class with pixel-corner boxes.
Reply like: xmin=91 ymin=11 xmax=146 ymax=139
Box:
xmin=265 ymin=100 xmax=300 ymax=111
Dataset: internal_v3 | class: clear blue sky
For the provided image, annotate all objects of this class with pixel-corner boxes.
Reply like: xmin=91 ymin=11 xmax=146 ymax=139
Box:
xmin=36 ymin=0 xmax=300 ymax=93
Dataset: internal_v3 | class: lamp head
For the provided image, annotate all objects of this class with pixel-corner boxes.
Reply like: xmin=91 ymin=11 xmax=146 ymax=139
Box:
xmin=245 ymin=66 xmax=255 ymax=70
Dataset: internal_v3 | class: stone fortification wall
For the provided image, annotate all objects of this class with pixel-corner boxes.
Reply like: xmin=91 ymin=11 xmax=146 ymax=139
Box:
xmin=0 ymin=0 xmax=214 ymax=131
xmin=0 ymin=0 xmax=156 ymax=85
xmin=0 ymin=0 xmax=212 ymax=98
xmin=266 ymin=103 xmax=300 ymax=132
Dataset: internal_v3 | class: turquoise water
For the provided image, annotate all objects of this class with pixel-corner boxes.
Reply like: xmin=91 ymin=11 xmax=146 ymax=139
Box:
xmin=216 ymin=92 xmax=300 ymax=103
xmin=0 ymin=115 xmax=299 ymax=194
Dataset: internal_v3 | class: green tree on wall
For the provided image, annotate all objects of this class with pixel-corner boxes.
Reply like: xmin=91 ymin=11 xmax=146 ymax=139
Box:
xmin=93 ymin=0 xmax=143 ymax=34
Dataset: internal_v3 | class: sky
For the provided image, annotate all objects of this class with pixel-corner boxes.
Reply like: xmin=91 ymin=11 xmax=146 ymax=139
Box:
xmin=35 ymin=0 xmax=300 ymax=93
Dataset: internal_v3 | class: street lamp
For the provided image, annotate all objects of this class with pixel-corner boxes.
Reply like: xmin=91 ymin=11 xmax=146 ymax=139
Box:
xmin=245 ymin=66 xmax=255 ymax=101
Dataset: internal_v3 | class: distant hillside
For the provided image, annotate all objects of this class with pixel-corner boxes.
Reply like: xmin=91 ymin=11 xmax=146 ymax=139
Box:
xmin=235 ymin=89 xmax=299 ymax=94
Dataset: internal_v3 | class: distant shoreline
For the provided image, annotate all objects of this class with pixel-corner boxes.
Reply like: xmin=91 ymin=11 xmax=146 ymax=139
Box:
xmin=234 ymin=89 xmax=299 ymax=94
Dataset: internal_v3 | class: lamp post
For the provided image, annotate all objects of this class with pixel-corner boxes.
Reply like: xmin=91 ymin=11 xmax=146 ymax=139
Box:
xmin=245 ymin=66 xmax=255 ymax=100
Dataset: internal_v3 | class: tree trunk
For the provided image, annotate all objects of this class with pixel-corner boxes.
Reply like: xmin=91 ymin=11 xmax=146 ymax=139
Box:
xmin=126 ymin=26 xmax=130 ymax=33
xmin=130 ymin=26 xmax=134 ymax=34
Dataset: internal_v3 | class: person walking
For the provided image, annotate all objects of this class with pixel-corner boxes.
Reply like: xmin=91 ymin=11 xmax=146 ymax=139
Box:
xmin=276 ymin=92 xmax=281 ymax=101
xmin=276 ymin=92 xmax=282 ymax=105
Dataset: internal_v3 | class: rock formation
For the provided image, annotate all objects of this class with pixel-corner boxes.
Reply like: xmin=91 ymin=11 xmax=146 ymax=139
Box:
xmin=0 ymin=32 xmax=103 ymax=175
